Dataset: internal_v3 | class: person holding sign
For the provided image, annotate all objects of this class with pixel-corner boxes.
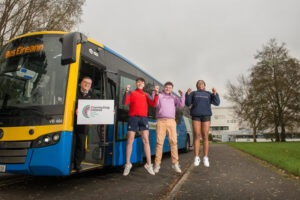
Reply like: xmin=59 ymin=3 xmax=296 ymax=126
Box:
xmin=123 ymin=77 xmax=159 ymax=176
xmin=73 ymin=76 xmax=97 ymax=172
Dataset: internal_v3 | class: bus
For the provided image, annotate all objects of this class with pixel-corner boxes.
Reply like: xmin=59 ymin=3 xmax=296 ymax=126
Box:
xmin=0 ymin=31 xmax=193 ymax=176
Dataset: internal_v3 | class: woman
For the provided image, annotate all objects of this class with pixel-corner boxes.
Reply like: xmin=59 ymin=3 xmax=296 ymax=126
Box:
xmin=185 ymin=80 xmax=220 ymax=167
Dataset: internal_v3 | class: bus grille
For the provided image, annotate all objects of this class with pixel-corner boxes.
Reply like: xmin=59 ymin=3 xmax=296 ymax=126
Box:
xmin=0 ymin=141 xmax=31 ymax=164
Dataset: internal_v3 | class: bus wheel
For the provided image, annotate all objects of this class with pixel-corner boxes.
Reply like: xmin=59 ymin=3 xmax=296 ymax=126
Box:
xmin=183 ymin=135 xmax=190 ymax=153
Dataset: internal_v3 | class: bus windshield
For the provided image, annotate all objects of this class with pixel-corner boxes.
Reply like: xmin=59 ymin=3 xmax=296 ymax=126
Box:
xmin=0 ymin=34 xmax=69 ymax=127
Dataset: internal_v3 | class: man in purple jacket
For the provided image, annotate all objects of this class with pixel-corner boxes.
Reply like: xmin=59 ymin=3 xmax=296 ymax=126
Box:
xmin=152 ymin=82 xmax=185 ymax=173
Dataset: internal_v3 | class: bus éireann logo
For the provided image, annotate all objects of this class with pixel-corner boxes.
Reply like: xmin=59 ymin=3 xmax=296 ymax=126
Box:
xmin=82 ymin=105 xmax=91 ymax=118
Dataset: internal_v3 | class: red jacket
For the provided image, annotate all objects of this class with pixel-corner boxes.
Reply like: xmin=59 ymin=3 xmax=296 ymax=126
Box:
xmin=124 ymin=89 xmax=158 ymax=117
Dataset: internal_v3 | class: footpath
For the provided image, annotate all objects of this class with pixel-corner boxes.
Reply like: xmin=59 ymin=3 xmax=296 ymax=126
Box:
xmin=171 ymin=144 xmax=300 ymax=200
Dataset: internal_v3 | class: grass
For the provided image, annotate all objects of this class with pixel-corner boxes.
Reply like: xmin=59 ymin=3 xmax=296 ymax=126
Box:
xmin=228 ymin=142 xmax=300 ymax=176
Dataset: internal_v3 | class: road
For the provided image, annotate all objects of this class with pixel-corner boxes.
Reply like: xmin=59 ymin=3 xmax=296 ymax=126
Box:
xmin=0 ymin=150 xmax=193 ymax=200
xmin=1 ymin=144 xmax=300 ymax=200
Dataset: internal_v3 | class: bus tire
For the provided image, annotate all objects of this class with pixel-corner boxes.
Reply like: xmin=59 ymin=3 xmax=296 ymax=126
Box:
xmin=183 ymin=135 xmax=190 ymax=153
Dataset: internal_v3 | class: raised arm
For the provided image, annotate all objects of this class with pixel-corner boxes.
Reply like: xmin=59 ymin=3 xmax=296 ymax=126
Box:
xmin=123 ymin=85 xmax=131 ymax=105
xmin=147 ymin=93 xmax=158 ymax=107
xmin=175 ymin=90 xmax=185 ymax=108
xmin=185 ymin=88 xmax=193 ymax=106
xmin=147 ymin=85 xmax=159 ymax=107
xmin=211 ymin=88 xmax=220 ymax=106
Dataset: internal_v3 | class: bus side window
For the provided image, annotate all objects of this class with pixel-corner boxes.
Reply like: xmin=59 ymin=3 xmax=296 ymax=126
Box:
xmin=116 ymin=75 xmax=137 ymax=140
xmin=119 ymin=75 xmax=136 ymax=110
xmin=144 ymin=82 xmax=156 ymax=119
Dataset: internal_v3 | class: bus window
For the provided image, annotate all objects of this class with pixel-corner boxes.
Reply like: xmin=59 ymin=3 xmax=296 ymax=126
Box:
xmin=78 ymin=60 xmax=104 ymax=99
xmin=143 ymin=82 xmax=156 ymax=119
xmin=119 ymin=75 xmax=136 ymax=110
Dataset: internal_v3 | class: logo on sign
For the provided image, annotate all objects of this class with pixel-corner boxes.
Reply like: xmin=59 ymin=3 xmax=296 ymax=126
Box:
xmin=82 ymin=105 xmax=91 ymax=118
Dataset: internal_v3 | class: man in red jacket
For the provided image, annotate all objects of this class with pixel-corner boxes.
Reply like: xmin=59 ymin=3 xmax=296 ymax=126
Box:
xmin=123 ymin=77 xmax=159 ymax=176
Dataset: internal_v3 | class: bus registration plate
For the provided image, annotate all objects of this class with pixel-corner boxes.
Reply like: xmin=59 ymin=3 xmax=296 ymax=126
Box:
xmin=0 ymin=165 xmax=6 ymax=172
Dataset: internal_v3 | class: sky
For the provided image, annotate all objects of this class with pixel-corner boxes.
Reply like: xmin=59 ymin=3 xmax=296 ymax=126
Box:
xmin=78 ymin=0 xmax=300 ymax=106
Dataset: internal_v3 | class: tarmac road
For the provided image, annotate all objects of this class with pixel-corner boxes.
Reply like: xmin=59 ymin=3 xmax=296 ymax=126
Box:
xmin=1 ymin=144 xmax=300 ymax=200
xmin=0 ymin=150 xmax=193 ymax=200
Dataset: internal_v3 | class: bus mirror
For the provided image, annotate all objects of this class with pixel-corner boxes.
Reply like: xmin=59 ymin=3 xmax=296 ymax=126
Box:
xmin=61 ymin=32 xmax=87 ymax=65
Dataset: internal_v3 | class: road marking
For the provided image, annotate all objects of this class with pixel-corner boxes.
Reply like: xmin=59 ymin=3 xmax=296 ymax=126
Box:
xmin=165 ymin=162 xmax=194 ymax=200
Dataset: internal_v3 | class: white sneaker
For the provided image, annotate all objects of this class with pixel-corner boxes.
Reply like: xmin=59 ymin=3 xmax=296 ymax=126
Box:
xmin=153 ymin=165 xmax=160 ymax=173
xmin=144 ymin=164 xmax=155 ymax=175
xmin=203 ymin=156 xmax=210 ymax=167
xmin=172 ymin=164 xmax=182 ymax=173
xmin=194 ymin=156 xmax=200 ymax=166
xmin=123 ymin=163 xmax=132 ymax=176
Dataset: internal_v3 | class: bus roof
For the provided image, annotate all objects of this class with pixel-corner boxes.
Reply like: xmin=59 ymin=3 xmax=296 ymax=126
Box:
xmin=102 ymin=45 xmax=162 ymax=86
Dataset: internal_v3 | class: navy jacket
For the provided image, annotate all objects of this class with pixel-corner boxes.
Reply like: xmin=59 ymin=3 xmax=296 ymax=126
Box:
xmin=185 ymin=90 xmax=220 ymax=116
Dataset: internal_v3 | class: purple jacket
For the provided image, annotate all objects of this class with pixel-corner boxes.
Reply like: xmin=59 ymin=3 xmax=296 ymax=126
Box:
xmin=152 ymin=91 xmax=185 ymax=119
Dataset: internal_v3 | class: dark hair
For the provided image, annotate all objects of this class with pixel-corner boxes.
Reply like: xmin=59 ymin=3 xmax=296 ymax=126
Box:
xmin=164 ymin=81 xmax=174 ymax=87
xmin=196 ymin=80 xmax=206 ymax=89
xmin=136 ymin=77 xmax=145 ymax=83
xmin=81 ymin=76 xmax=92 ymax=82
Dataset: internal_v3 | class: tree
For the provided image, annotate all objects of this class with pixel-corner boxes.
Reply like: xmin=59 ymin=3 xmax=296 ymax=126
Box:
xmin=225 ymin=75 xmax=267 ymax=142
xmin=226 ymin=39 xmax=300 ymax=142
xmin=250 ymin=39 xmax=300 ymax=142
xmin=0 ymin=0 xmax=85 ymax=46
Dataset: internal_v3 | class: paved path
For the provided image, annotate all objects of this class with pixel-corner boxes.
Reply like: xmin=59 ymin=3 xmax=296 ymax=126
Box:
xmin=173 ymin=144 xmax=300 ymax=200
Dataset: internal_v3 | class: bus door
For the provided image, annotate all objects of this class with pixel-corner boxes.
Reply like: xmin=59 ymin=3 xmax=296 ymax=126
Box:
xmin=76 ymin=58 xmax=107 ymax=167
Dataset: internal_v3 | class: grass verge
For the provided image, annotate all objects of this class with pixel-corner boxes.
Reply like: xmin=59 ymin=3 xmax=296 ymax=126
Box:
xmin=228 ymin=142 xmax=300 ymax=176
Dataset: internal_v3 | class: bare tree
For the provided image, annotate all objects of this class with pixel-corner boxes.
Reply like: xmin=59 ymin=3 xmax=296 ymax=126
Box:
xmin=0 ymin=0 xmax=85 ymax=46
xmin=225 ymin=75 xmax=267 ymax=142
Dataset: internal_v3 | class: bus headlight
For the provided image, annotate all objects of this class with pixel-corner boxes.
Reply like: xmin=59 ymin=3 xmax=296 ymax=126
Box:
xmin=53 ymin=134 xmax=60 ymax=141
xmin=32 ymin=132 xmax=61 ymax=148
xmin=43 ymin=136 xmax=51 ymax=143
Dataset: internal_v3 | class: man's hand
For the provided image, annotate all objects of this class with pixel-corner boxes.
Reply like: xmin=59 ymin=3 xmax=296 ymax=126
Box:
xmin=212 ymin=88 xmax=217 ymax=95
xmin=126 ymin=85 xmax=131 ymax=92
xmin=154 ymin=85 xmax=159 ymax=94
xmin=178 ymin=90 xmax=184 ymax=96
xmin=187 ymin=88 xmax=192 ymax=95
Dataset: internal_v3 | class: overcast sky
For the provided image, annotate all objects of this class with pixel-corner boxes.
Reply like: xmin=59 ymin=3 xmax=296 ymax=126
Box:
xmin=78 ymin=0 xmax=300 ymax=106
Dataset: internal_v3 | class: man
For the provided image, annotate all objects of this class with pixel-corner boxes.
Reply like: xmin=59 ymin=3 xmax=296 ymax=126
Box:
xmin=153 ymin=82 xmax=185 ymax=173
xmin=73 ymin=76 xmax=97 ymax=172
xmin=123 ymin=77 xmax=159 ymax=176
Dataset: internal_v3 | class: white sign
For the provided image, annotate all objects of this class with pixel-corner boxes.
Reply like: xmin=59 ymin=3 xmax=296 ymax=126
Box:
xmin=77 ymin=100 xmax=114 ymax=125
xmin=0 ymin=165 xmax=6 ymax=172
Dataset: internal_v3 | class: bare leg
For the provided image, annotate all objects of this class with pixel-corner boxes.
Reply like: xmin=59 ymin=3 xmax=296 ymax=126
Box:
xmin=201 ymin=121 xmax=210 ymax=157
xmin=140 ymin=130 xmax=152 ymax=165
xmin=192 ymin=120 xmax=201 ymax=157
xmin=126 ymin=131 xmax=135 ymax=165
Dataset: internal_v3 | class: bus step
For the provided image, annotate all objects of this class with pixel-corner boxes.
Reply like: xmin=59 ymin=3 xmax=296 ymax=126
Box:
xmin=71 ymin=161 xmax=102 ymax=174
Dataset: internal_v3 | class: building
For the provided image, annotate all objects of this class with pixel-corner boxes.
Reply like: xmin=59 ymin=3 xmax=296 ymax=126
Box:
xmin=210 ymin=107 xmax=246 ymax=142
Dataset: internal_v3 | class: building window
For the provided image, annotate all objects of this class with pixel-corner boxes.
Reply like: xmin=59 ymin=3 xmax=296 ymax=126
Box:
xmin=210 ymin=126 xmax=229 ymax=131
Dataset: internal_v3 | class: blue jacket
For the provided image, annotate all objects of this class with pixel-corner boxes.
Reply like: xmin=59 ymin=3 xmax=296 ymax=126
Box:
xmin=185 ymin=90 xmax=220 ymax=116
